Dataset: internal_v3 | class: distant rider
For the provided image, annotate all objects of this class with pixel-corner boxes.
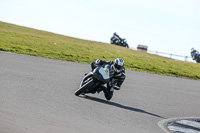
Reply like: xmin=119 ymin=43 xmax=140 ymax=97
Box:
xmin=191 ymin=48 xmax=200 ymax=63
xmin=113 ymin=32 xmax=120 ymax=39
xmin=113 ymin=32 xmax=122 ymax=43
xmin=91 ymin=58 xmax=126 ymax=100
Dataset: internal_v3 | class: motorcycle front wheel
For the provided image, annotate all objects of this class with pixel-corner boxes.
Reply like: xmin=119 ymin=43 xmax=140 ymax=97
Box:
xmin=75 ymin=79 xmax=95 ymax=96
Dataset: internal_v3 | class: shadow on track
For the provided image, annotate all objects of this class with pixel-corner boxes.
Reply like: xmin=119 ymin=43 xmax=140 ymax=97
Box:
xmin=82 ymin=95 xmax=165 ymax=119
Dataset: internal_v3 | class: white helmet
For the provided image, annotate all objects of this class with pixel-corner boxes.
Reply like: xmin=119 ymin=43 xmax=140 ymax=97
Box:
xmin=113 ymin=58 xmax=125 ymax=73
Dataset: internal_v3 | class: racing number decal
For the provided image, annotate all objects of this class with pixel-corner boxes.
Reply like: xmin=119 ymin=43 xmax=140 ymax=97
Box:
xmin=105 ymin=69 xmax=108 ymax=74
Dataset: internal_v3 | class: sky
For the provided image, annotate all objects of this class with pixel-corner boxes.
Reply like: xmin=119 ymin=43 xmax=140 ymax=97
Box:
xmin=0 ymin=0 xmax=200 ymax=62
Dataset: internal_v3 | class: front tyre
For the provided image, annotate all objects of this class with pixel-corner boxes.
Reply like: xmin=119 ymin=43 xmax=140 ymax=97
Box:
xmin=125 ymin=43 xmax=129 ymax=48
xmin=105 ymin=91 xmax=113 ymax=100
xmin=104 ymin=88 xmax=114 ymax=100
xmin=75 ymin=79 xmax=94 ymax=96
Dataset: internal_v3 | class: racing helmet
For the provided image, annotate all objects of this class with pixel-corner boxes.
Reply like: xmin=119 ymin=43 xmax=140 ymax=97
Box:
xmin=191 ymin=48 xmax=194 ymax=52
xmin=113 ymin=58 xmax=125 ymax=73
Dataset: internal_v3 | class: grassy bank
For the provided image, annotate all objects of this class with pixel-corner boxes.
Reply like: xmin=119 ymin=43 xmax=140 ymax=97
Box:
xmin=0 ymin=21 xmax=200 ymax=80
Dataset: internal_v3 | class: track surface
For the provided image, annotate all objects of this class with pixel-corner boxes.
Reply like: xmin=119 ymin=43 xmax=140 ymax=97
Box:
xmin=1 ymin=51 xmax=200 ymax=133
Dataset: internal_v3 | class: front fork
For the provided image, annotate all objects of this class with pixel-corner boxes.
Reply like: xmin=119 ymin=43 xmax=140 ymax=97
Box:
xmin=107 ymin=78 xmax=116 ymax=92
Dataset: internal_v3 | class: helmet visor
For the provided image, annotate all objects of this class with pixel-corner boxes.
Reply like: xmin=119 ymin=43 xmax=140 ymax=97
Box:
xmin=114 ymin=63 xmax=122 ymax=70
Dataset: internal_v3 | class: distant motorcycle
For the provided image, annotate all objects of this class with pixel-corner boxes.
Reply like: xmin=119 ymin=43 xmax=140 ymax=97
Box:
xmin=75 ymin=64 xmax=117 ymax=100
xmin=110 ymin=33 xmax=129 ymax=48
xmin=191 ymin=48 xmax=200 ymax=63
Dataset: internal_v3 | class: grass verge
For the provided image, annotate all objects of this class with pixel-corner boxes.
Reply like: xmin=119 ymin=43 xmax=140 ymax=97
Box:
xmin=1 ymin=21 xmax=200 ymax=80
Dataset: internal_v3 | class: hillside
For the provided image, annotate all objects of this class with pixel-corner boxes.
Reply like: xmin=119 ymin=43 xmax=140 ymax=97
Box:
xmin=0 ymin=21 xmax=200 ymax=80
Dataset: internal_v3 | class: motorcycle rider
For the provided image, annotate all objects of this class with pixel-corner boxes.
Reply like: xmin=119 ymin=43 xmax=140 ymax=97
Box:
xmin=111 ymin=32 xmax=129 ymax=48
xmin=191 ymin=48 xmax=198 ymax=60
xmin=191 ymin=48 xmax=200 ymax=63
xmin=91 ymin=58 xmax=126 ymax=100
xmin=113 ymin=32 xmax=122 ymax=44
xmin=113 ymin=32 xmax=120 ymax=39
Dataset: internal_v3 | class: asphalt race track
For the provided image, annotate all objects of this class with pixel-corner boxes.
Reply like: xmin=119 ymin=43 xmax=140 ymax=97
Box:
xmin=1 ymin=51 xmax=200 ymax=133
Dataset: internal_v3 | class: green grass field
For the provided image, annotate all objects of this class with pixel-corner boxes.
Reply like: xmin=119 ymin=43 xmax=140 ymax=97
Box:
xmin=1 ymin=21 xmax=200 ymax=80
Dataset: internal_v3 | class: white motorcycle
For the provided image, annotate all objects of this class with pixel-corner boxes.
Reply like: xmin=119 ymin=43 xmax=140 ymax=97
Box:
xmin=75 ymin=64 xmax=116 ymax=100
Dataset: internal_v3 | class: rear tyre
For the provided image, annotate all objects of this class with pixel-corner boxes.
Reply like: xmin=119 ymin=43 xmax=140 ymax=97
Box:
xmin=75 ymin=79 xmax=94 ymax=96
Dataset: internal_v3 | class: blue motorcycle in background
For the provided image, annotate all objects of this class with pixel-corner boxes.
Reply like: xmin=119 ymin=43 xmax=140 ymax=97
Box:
xmin=191 ymin=48 xmax=200 ymax=63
